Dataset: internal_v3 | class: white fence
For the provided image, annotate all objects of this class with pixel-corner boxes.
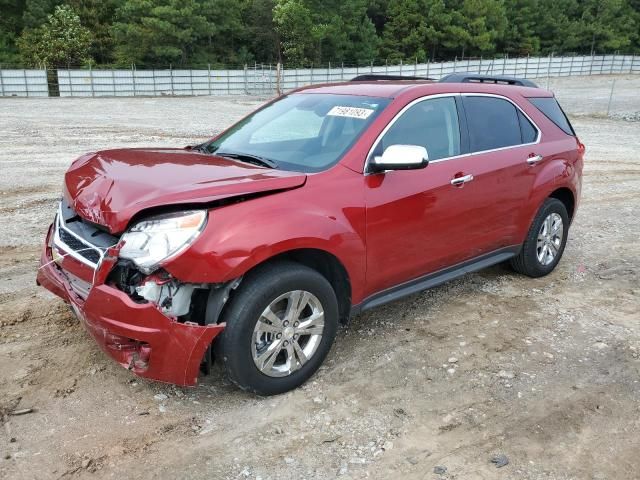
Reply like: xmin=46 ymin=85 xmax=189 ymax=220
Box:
xmin=57 ymin=67 xmax=255 ymax=96
xmin=1 ymin=54 xmax=638 ymax=98
xmin=0 ymin=69 xmax=49 ymax=97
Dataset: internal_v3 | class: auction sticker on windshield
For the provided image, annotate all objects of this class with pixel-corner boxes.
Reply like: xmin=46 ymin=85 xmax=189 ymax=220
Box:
xmin=327 ymin=106 xmax=374 ymax=119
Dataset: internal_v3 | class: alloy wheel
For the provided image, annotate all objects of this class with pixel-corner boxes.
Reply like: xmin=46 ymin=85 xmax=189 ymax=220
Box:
xmin=251 ymin=290 xmax=325 ymax=377
xmin=536 ymin=212 xmax=564 ymax=266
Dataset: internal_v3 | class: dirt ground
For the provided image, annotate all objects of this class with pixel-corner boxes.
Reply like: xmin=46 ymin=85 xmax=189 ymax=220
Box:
xmin=1 ymin=75 xmax=639 ymax=480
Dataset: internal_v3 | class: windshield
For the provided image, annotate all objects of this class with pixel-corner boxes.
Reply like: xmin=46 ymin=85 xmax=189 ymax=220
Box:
xmin=205 ymin=94 xmax=390 ymax=172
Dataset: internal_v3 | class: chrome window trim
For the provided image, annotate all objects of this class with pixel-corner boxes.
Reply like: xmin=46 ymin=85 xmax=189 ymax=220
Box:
xmin=364 ymin=92 xmax=542 ymax=174
xmin=53 ymin=203 xmax=104 ymax=270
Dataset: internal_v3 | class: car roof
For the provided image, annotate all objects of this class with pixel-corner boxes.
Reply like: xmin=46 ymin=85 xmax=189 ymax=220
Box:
xmin=293 ymin=81 xmax=551 ymax=98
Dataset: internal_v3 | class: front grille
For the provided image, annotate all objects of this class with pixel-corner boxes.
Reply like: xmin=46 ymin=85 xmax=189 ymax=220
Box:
xmin=58 ymin=227 xmax=102 ymax=264
xmin=53 ymin=200 xmax=119 ymax=268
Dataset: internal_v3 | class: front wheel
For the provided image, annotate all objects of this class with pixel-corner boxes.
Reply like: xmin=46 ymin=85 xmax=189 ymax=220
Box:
xmin=217 ymin=261 xmax=339 ymax=395
xmin=510 ymin=198 xmax=569 ymax=277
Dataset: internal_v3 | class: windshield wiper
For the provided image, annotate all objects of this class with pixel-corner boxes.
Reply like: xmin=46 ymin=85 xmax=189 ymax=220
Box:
xmin=216 ymin=151 xmax=278 ymax=169
xmin=187 ymin=143 xmax=210 ymax=154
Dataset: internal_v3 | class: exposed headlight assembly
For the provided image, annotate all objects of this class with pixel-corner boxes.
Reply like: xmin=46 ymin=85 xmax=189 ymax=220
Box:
xmin=119 ymin=210 xmax=207 ymax=274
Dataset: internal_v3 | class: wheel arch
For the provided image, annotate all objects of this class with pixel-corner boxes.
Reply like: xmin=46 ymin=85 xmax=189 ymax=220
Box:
xmin=549 ymin=187 xmax=575 ymax=222
xmin=237 ymin=248 xmax=353 ymax=324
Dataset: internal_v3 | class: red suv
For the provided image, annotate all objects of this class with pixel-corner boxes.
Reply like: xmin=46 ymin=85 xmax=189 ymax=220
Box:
xmin=37 ymin=74 xmax=584 ymax=395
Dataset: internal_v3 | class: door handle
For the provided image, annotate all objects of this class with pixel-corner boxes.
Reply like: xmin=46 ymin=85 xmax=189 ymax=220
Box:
xmin=527 ymin=154 xmax=544 ymax=165
xmin=450 ymin=174 xmax=474 ymax=186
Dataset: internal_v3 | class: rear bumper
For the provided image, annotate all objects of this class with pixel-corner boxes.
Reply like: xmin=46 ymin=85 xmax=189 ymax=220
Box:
xmin=37 ymin=224 xmax=224 ymax=387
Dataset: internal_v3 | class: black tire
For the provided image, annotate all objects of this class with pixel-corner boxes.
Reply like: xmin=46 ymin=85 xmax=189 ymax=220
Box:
xmin=216 ymin=261 xmax=339 ymax=395
xmin=510 ymin=198 xmax=569 ymax=277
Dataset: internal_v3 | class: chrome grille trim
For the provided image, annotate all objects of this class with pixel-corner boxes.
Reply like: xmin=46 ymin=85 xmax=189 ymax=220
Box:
xmin=53 ymin=203 xmax=105 ymax=269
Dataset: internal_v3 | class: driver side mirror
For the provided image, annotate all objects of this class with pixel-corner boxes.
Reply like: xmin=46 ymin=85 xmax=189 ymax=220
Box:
xmin=370 ymin=145 xmax=429 ymax=172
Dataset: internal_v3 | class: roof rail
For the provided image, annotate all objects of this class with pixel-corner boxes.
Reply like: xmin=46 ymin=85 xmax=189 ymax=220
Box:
xmin=350 ymin=74 xmax=433 ymax=82
xmin=439 ymin=73 xmax=538 ymax=88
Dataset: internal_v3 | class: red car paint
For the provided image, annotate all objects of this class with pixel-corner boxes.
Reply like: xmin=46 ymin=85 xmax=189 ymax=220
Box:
xmin=37 ymin=80 xmax=583 ymax=386
xmin=64 ymin=148 xmax=307 ymax=234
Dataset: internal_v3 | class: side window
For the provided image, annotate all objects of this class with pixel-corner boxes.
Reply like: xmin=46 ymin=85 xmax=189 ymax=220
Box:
xmin=528 ymin=97 xmax=575 ymax=136
xmin=518 ymin=110 xmax=538 ymax=143
xmin=377 ymin=97 xmax=461 ymax=161
xmin=463 ymin=96 xmax=522 ymax=152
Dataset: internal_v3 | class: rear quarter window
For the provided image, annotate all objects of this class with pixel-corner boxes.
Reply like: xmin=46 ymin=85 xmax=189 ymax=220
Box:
xmin=528 ymin=97 xmax=575 ymax=136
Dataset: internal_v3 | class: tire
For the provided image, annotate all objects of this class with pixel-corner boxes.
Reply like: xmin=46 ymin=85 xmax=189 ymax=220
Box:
xmin=510 ymin=198 xmax=569 ymax=278
xmin=217 ymin=261 xmax=339 ymax=395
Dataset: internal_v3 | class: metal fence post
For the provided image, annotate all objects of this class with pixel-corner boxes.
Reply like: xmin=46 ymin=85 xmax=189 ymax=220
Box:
xmin=606 ymin=79 xmax=616 ymax=116
xmin=131 ymin=64 xmax=136 ymax=96
xmin=23 ymin=69 xmax=29 ymax=97
xmin=170 ymin=64 xmax=174 ymax=95
xmin=111 ymin=67 xmax=116 ymax=96
xmin=152 ymin=68 xmax=157 ymax=96
xmin=569 ymin=55 xmax=574 ymax=76
xmin=207 ymin=64 xmax=211 ymax=95
xmin=327 ymin=61 xmax=331 ymax=83
xmin=611 ymin=53 xmax=615 ymax=74
xmin=67 ymin=68 xmax=72 ymax=97
xmin=89 ymin=64 xmax=95 ymax=97
xmin=244 ymin=64 xmax=248 ymax=94
xmin=426 ymin=58 xmax=430 ymax=77
xmin=0 ymin=69 xmax=4 ymax=96
xmin=274 ymin=63 xmax=278 ymax=95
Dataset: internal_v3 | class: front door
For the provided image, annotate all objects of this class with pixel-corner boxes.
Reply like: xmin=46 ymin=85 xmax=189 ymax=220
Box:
xmin=364 ymin=96 xmax=480 ymax=296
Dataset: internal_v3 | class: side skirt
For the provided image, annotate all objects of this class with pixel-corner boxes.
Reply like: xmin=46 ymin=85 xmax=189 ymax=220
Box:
xmin=350 ymin=245 xmax=521 ymax=316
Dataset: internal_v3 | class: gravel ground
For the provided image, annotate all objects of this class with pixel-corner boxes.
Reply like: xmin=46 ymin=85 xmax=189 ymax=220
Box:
xmin=0 ymin=75 xmax=639 ymax=480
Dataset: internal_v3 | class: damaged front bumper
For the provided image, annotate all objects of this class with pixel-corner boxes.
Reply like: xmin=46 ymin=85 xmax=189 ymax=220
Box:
xmin=37 ymin=224 xmax=225 ymax=387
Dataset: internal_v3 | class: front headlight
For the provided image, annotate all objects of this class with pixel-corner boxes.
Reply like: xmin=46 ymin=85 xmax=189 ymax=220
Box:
xmin=119 ymin=210 xmax=207 ymax=274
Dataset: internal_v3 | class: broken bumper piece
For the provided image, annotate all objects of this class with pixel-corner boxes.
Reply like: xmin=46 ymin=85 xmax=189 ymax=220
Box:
xmin=36 ymin=225 xmax=224 ymax=387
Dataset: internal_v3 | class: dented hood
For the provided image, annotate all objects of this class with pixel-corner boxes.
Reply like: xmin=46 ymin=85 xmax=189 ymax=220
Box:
xmin=64 ymin=148 xmax=307 ymax=234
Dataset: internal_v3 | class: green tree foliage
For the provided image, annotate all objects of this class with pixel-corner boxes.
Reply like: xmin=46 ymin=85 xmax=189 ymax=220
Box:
xmin=1 ymin=0 xmax=639 ymax=67
xmin=0 ymin=0 xmax=26 ymax=64
xmin=380 ymin=0 xmax=430 ymax=62
xmin=273 ymin=0 xmax=315 ymax=65
xmin=17 ymin=4 xmax=92 ymax=67
xmin=111 ymin=0 xmax=210 ymax=66
xmin=502 ymin=0 xmax=540 ymax=55
xmin=66 ymin=0 xmax=123 ymax=64
xmin=22 ymin=0 xmax=62 ymax=29
xmin=574 ymin=0 xmax=638 ymax=52
xmin=274 ymin=0 xmax=377 ymax=65
xmin=244 ymin=0 xmax=280 ymax=63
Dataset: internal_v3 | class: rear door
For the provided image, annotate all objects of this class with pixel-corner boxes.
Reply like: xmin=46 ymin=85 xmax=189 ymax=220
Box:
xmin=457 ymin=94 xmax=542 ymax=251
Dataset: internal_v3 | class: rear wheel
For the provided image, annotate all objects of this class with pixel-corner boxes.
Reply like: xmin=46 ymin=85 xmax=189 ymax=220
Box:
xmin=510 ymin=198 xmax=569 ymax=277
xmin=217 ymin=261 xmax=338 ymax=395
